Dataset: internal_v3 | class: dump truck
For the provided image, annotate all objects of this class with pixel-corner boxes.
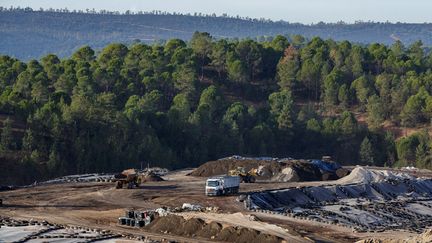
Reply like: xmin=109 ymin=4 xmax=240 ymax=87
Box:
xmin=228 ymin=167 xmax=261 ymax=183
xmin=113 ymin=169 xmax=144 ymax=189
xmin=206 ymin=176 xmax=241 ymax=196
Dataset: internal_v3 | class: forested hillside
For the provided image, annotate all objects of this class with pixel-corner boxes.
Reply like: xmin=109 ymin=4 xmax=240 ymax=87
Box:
xmin=2 ymin=7 xmax=432 ymax=60
xmin=1 ymin=32 xmax=432 ymax=184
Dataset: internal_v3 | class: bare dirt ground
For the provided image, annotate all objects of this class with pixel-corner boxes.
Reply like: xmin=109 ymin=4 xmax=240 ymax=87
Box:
xmin=0 ymin=169 xmax=428 ymax=242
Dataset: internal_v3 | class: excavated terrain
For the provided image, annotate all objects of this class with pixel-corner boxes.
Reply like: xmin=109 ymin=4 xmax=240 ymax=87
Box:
xmin=1 ymin=166 xmax=432 ymax=242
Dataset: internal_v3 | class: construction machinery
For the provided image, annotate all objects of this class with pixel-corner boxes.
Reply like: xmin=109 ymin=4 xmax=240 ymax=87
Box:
xmin=228 ymin=167 xmax=261 ymax=183
xmin=113 ymin=169 xmax=144 ymax=189
xmin=206 ymin=176 xmax=241 ymax=196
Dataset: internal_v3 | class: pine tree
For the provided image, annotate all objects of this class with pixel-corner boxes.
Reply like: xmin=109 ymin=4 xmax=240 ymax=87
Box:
xmin=415 ymin=142 xmax=429 ymax=169
xmin=360 ymin=137 xmax=375 ymax=165
xmin=0 ymin=117 xmax=14 ymax=151
xmin=366 ymin=95 xmax=384 ymax=130
xmin=22 ymin=128 xmax=34 ymax=152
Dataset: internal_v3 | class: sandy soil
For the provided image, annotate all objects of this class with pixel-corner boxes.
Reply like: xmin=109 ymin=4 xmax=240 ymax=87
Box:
xmin=0 ymin=169 xmax=428 ymax=242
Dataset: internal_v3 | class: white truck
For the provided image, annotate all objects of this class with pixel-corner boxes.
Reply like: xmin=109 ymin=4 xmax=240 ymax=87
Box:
xmin=205 ymin=176 xmax=241 ymax=196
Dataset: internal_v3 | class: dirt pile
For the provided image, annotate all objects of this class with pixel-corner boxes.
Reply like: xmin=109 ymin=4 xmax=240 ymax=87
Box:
xmin=141 ymin=172 xmax=165 ymax=182
xmin=188 ymin=158 xmax=283 ymax=179
xmin=196 ymin=221 xmax=222 ymax=238
xmin=273 ymin=167 xmax=298 ymax=182
xmin=272 ymin=161 xmax=324 ymax=182
xmin=190 ymin=157 xmax=346 ymax=182
xmin=289 ymin=161 xmax=322 ymax=181
xmin=146 ymin=214 xmax=282 ymax=242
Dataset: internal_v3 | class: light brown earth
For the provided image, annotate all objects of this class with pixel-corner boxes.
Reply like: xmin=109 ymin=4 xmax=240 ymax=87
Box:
xmin=0 ymin=169 xmax=427 ymax=242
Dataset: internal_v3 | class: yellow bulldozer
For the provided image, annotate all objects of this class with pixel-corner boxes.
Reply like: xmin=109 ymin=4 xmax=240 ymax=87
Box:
xmin=113 ymin=169 xmax=145 ymax=189
xmin=228 ymin=167 xmax=261 ymax=183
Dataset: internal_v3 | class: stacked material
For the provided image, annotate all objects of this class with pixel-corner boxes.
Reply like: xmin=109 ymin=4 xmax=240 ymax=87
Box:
xmin=40 ymin=173 xmax=115 ymax=184
xmin=118 ymin=209 xmax=157 ymax=227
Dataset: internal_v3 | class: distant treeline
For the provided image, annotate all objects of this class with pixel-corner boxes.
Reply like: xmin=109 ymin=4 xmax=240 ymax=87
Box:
xmin=0 ymin=6 xmax=277 ymax=21
xmin=2 ymin=7 xmax=432 ymax=60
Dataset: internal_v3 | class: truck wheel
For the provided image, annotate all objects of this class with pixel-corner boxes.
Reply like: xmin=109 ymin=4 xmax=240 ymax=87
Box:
xmin=135 ymin=177 xmax=142 ymax=187
xmin=115 ymin=181 xmax=123 ymax=189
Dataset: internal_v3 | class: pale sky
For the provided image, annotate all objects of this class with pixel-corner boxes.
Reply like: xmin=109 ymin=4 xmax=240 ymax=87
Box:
xmin=1 ymin=0 xmax=431 ymax=24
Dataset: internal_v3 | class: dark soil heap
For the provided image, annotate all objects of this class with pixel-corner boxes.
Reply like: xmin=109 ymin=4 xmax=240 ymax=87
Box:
xmin=290 ymin=161 xmax=322 ymax=181
xmin=146 ymin=214 xmax=282 ymax=243
xmin=142 ymin=173 xmax=164 ymax=182
xmin=188 ymin=158 xmax=347 ymax=182
xmin=188 ymin=159 xmax=283 ymax=179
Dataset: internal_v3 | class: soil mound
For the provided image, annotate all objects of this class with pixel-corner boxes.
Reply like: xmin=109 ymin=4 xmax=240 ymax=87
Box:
xmin=216 ymin=226 xmax=239 ymax=242
xmin=216 ymin=226 xmax=280 ymax=243
xmin=256 ymin=234 xmax=283 ymax=243
xmin=146 ymin=214 xmax=281 ymax=242
xmin=272 ymin=167 xmax=298 ymax=182
xmin=188 ymin=159 xmax=283 ymax=179
xmin=290 ymin=161 xmax=322 ymax=181
xmin=183 ymin=218 xmax=206 ymax=236
xmin=196 ymin=221 xmax=222 ymax=238
xmin=142 ymin=174 xmax=164 ymax=182
xmin=271 ymin=161 xmax=322 ymax=182
xmin=147 ymin=214 xmax=186 ymax=235
xmin=236 ymin=228 xmax=260 ymax=242
xmin=189 ymin=157 xmax=334 ymax=182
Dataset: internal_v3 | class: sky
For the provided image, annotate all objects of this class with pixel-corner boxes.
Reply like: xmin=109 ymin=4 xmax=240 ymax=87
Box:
xmin=2 ymin=0 xmax=432 ymax=24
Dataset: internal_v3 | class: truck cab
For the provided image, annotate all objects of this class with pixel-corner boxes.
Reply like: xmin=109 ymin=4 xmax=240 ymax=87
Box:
xmin=206 ymin=176 xmax=240 ymax=196
xmin=206 ymin=178 xmax=222 ymax=196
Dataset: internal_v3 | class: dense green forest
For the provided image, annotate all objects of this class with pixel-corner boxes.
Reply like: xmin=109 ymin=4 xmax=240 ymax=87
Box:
xmin=1 ymin=32 xmax=432 ymax=184
xmin=2 ymin=7 xmax=432 ymax=59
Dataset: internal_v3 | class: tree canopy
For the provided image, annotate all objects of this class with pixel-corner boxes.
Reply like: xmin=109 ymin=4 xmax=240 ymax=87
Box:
xmin=2 ymin=32 xmax=432 ymax=183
